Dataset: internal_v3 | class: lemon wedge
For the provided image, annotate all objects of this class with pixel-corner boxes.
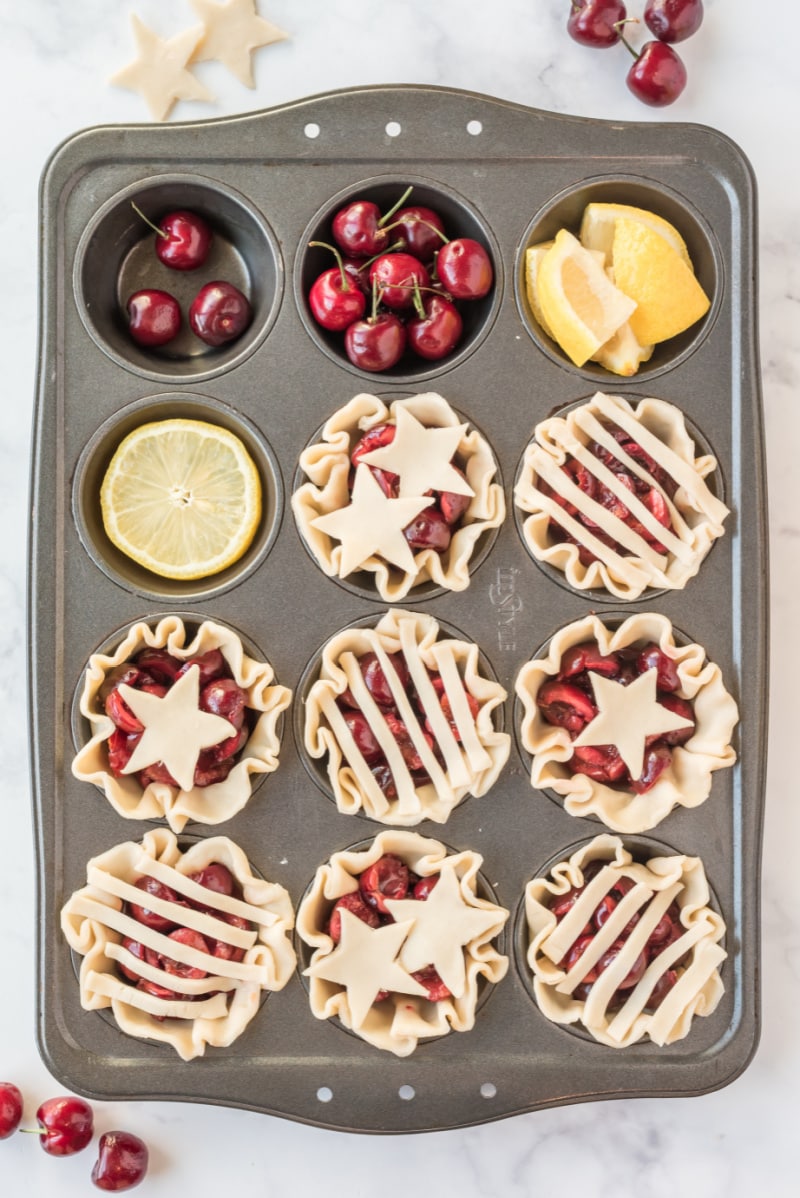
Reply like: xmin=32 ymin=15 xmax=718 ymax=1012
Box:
xmin=593 ymin=322 xmax=654 ymax=377
xmin=580 ymin=202 xmax=692 ymax=268
xmin=536 ymin=229 xmax=637 ymax=367
xmin=611 ymin=218 xmax=710 ymax=346
xmin=524 ymin=241 xmax=556 ymax=339
xmin=100 ymin=418 xmax=262 ymax=580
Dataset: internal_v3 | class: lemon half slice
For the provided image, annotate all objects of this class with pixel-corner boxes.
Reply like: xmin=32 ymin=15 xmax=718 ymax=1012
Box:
xmin=580 ymin=202 xmax=692 ymax=268
xmin=101 ymin=418 xmax=262 ymax=580
xmin=612 ymin=218 xmax=710 ymax=345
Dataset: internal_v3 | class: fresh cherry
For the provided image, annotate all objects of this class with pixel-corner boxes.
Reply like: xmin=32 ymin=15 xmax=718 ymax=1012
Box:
xmin=128 ymin=876 xmax=183 ymax=933
xmin=435 ymin=238 xmax=493 ymax=299
xmin=567 ymin=0 xmax=627 ymax=48
xmin=189 ymin=862 xmax=236 ymax=896
xmin=644 ymin=0 xmax=703 ymax=43
xmin=91 ymin=1130 xmax=149 ymax=1192
xmin=342 ymin=709 xmax=383 ymax=763
xmin=407 ymin=292 xmax=463 ymax=360
xmin=327 ymin=891 xmax=381 ymax=942
xmin=331 ymin=187 xmax=412 ymax=257
xmin=0 ymin=1082 xmax=23 ymax=1138
xmin=131 ymin=202 xmax=212 ymax=270
xmin=389 ymin=205 xmax=446 ymax=261
xmin=307 ymin=241 xmax=367 ymax=331
xmin=344 ymin=310 xmax=406 ymax=372
xmin=189 ymin=281 xmax=252 ymax=346
xmin=369 ymin=252 xmax=430 ymax=310
xmin=126 ymin=289 xmax=181 ymax=347
xmin=359 ymin=853 xmax=409 ymax=913
xmin=625 ymin=38 xmax=688 ymax=107
xmin=403 ymin=505 xmax=452 ymax=554
xmin=35 ymin=1095 xmax=94 ymax=1155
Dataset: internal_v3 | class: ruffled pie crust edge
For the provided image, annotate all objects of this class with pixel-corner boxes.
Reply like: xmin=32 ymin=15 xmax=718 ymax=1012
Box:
xmin=61 ymin=828 xmax=296 ymax=1061
xmin=296 ymin=830 xmax=509 ymax=1057
xmin=304 ymin=608 xmax=510 ymax=826
xmin=513 ymin=392 xmax=729 ymax=600
xmin=525 ymin=833 xmax=726 ymax=1048
xmin=515 ymin=612 xmax=738 ymax=833
xmin=291 ymin=392 xmax=505 ymax=601
xmin=71 ymin=615 xmax=292 ymax=832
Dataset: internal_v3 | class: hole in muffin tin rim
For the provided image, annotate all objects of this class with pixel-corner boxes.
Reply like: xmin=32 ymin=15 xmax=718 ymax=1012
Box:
xmin=512 ymin=171 xmax=725 ymax=384
xmin=512 ymin=609 xmax=700 ymax=821
xmin=68 ymin=609 xmax=284 ymax=814
xmin=292 ymin=834 xmax=507 ymax=1049
xmin=72 ymin=171 xmax=284 ymax=385
xmin=291 ymin=393 xmax=504 ymax=605
xmin=71 ymin=392 xmax=284 ymax=605
xmin=510 ymin=831 xmax=727 ymax=1048
xmin=511 ymin=391 xmax=727 ymax=606
xmin=293 ymin=610 xmax=507 ymax=816
xmin=293 ymin=172 xmax=504 ymax=385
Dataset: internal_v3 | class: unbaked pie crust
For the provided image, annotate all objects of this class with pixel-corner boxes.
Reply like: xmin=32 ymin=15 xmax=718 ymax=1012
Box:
xmin=304 ymin=608 xmax=510 ymax=825
xmin=296 ymin=830 xmax=509 ymax=1057
xmin=515 ymin=612 xmax=738 ymax=833
xmin=61 ymin=828 xmax=296 ymax=1060
xmin=525 ymin=833 xmax=726 ymax=1048
xmin=72 ymin=615 xmax=291 ymax=832
xmin=292 ymin=392 xmax=505 ymax=600
xmin=513 ymin=392 xmax=729 ymax=600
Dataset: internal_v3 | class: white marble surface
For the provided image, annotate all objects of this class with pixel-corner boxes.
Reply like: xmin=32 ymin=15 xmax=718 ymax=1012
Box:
xmin=1 ymin=0 xmax=797 ymax=1193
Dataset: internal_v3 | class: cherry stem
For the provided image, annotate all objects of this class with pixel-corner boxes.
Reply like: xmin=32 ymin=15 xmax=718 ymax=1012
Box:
xmin=308 ymin=239 xmax=350 ymax=290
xmin=370 ymin=276 xmax=381 ymax=322
xmin=614 ymin=18 xmax=641 ymax=59
xmin=411 ymin=278 xmax=426 ymax=320
xmin=378 ymin=185 xmax=414 ymax=228
xmin=361 ymin=239 xmax=405 ymax=270
xmin=131 ymin=201 xmax=168 ymax=240
xmin=19 ymin=1127 xmax=47 ymax=1136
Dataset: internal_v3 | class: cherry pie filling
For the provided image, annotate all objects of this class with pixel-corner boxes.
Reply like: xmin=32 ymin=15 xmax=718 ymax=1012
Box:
xmin=100 ymin=647 xmax=250 ymax=789
xmin=536 ymin=638 xmax=695 ymax=793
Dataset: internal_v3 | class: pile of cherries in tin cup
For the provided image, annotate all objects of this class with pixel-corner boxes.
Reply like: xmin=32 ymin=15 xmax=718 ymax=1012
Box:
xmin=307 ymin=186 xmax=494 ymax=372
xmin=101 ymin=647 xmax=250 ymax=789
xmin=325 ymin=853 xmax=452 ymax=1001
xmin=126 ymin=205 xmax=252 ymax=350
xmin=567 ymin=0 xmax=704 ymax=107
xmin=536 ymin=638 xmax=695 ymax=793
xmin=0 ymin=1082 xmax=147 ymax=1191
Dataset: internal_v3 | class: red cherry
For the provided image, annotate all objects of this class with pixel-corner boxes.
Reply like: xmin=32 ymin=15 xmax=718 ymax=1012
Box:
xmin=413 ymin=875 xmax=439 ymax=900
xmin=597 ymin=940 xmax=648 ymax=989
xmin=155 ymin=927 xmax=210 ymax=979
xmin=361 ymin=650 xmax=410 ymax=706
xmin=389 ymin=205 xmax=446 ymax=261
xmin=636 ymin=642 xmax=681 ymax=691
xmin=35 ymin=1095 xmax=94 ymax=1155
xmin=129 ymin=876 xmax=183 ymax=932
xmin=0 ymin=1082 xmax=23 ymax=1138
xmin=570 ymin=743 xmax=628 ymax=783
xmin=91 ymin=1130 xmax=149 ymax=1192
xmin=332 ymin=199 xmax=391 ymax=258
xmin=327 ymin=891 xmax=382 ymax=942
xmin=199 ymin=677 xmax=246 ymax=729
xmin=369 ymin=252 xmax=430 ymax=310
xmin=359 ymin=854 xmax=410 ymax=913
xmin=188 ymin=862 xmax=236 ymax=898
xmin=344 ymin=311 xmax=406 ymax=372
xmin=656 ymin=693 xmax=695 ymax=745
xmin=126 ymin=289 xmax=181 ymax=347
xmin=107 ymin=728 xmax=139 ymax=775
xmin=562 ymin=933 xmax=599 ymax=982
xmin=631 ymin=744 xmax=672 ymax=793
xmin=117 ymin=937 xmax=148 ymax=983
xmin=341 ymin=709 xmax=383 ymax=763
xmin=644 ymin=0 xmax=703 ymax=43
xmin=351 ymin=422 xmax=396 ymax=467
xmin=308 ymin=266 xmax=366 ymax=330
xmin=567 ymin=0 xmax=627 ymax=48
xmin=175 ymin=649 xmax=226 ymax=686
xmin=403 ymin=505 xmax=452 ymax=553
xmin=536 ymin=680 xmax=597 ymax=733
xmin=625 ymin=39 xmax=687 ymax=107
xmin=189 ymin=281 xmax=252 ymax=346
xmin=558 ymin=641 xmax=620 ymax=680
xmin=435 ymin=238 xmax=493 ymax=299
xmin=407 ymin=292 xmax=463 ymax=360
xmin=131 ymin=202 xmax=212 ymax=270
xmin=132 ymin=648 xmax=181 ymax=683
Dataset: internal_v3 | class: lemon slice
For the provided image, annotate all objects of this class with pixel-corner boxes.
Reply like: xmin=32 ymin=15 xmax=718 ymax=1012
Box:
xmin=612 ymin=218 xmax=711 ymax=346
xmin=101 ymin=418 xmax=262 ymax=580
xmin=524 ymin=242 xmax=556 ymax=339
xmin=580 ymin=202 xmax=692 ymax=268
xmin=537 ymin=229 xmax=637 ymax=367
xmin=593 ymin=322 xmax=654 ymax=377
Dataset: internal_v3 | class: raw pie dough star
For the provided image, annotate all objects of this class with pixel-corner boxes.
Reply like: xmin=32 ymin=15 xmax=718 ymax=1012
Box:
xmin=311 ymin=463 xmax=434 ymax=577
xmin=304 ymin=910 xmax=428 ymax=1029
xmin=190 ymin=0 xmax=288 ymax=88
xmin=118 ymin=665 xmax=236 ymax=792
xmin=110 ymin=15 xmax=214 ymax=122
xmin=359 ymin=407 xmax=474 ymax=500
xmin=573 ymin=668 xmax=694 ymax=781
xmin=384 ymin=863 xmax=502 ymax=998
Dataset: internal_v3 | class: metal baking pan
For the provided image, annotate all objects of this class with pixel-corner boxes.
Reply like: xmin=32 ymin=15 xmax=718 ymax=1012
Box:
xmin=29 ymin=84 xmax=767 ymax=1133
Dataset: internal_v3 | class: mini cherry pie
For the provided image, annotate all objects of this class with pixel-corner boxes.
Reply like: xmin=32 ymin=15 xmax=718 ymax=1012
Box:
xmin=515 ymin=612 xmax=738 ymax=833
xmin=72 ymin=616 xmax=291 ymax=832
xmin=296 ymin=830 xmax=509 ymax=1056
xmin=303 ymin=608 xmax=510 ymax=825
xmin=513 ymin=391 xmax=729 ymax=600
xmin=524 ymin=834 xmax=726 ymax=1047
xmin=291 ymin=391 xmax=505 ymax=601
xmin=61 ymin=829 xmax=296 ymax=1060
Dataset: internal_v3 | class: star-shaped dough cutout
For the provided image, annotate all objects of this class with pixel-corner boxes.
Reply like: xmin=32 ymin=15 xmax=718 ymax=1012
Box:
xmin=118 ymin=665 xmax=236 ymax=792
xmin=190 ymin=0 xmax=288 ymax=88
xmin=572 ymin=668 xmax=694 ymax=781
xmin=384 ymin=863 xmax=503 ymax=998
xmin=304 ymin=910 xmax=428 ymax=1029
xmin=110 ymin=15 xmax=214 ymax=122
xmin=310 ymin=464 xmax=434 ymax=577
xmin=359 ymin=408 xmax=474 ymax=500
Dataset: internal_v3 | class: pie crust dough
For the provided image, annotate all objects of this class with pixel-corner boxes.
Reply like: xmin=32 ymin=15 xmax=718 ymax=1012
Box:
xmin=296 ymin=831 xmax=509 ymax=1056
xmin=304 ymin=609 xmax=510 ymax=825
xmin=109 ymin=15 xmax=214 ymax=122
xmin=72 ymin=616 xmax=291 ymax=832
xmin=515 ymin=612 xmax=738 ymax=833
xmin=525 ymin=834 xmax=726 ymax=1047
xmin=513 ymin=392 xmax=729 ymax=600
xmin=292 ymin=392 xmax=505 ymax=601
xmin=61 ymin=829 xmax=296 ymax=1060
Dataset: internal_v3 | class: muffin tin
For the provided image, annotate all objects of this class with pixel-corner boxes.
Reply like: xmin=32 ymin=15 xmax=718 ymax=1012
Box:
xmin=30 ymin=84 xmax=766 ymax=1132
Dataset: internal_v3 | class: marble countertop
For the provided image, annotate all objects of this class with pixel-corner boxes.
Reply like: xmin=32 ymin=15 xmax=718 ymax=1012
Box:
xmin=1 ymin=1 xmax=796 ymax=1193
